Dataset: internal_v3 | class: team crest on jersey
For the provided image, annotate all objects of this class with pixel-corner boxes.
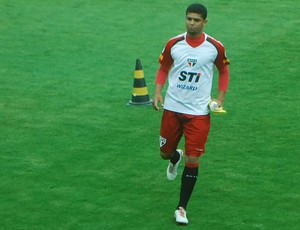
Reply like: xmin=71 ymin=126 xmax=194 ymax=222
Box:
xmin=187 ymin=58 xmax=197 ymax=67
xmin=159 ymin=136 xmax=166 ymax=147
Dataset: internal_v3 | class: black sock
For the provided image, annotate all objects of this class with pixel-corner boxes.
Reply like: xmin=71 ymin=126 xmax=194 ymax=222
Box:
xmin=170 ymin=150 xmax=180 ymax=165
xmin=177 ymin=166 xmax=198 ymax=210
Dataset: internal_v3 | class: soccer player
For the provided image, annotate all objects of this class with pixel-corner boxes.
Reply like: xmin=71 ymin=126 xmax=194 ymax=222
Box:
xmin=152 ymin=3 xmax=230 ymax=225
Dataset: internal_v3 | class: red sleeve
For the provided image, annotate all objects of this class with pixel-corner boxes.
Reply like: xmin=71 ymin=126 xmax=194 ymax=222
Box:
xmin=218 ymin=65 xmax=229 ymax=91
xmin=155 ymin=64 xmax=169 ymax=85
xmin=211 ymin=38 xmax=230 ymax=92
xmin=155 ymin=36 xmax=184 ymax=85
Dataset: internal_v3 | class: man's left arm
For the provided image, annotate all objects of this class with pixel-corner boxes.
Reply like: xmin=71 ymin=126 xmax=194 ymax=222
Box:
xmin=216 ymin=64 xmax=229 ymax=107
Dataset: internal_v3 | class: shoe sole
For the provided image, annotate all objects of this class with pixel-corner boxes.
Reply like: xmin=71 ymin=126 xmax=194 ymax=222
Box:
xmin=176 ymin=222 xmax=188 ymax=225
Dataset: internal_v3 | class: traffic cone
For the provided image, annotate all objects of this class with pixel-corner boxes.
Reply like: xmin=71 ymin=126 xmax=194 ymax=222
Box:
xmin=128 ymin=59 xmax=152 ymax=106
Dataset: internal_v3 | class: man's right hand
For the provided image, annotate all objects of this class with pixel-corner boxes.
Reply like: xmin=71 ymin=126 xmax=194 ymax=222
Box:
xmin=152 ymin=93 xmax=164 ymax=111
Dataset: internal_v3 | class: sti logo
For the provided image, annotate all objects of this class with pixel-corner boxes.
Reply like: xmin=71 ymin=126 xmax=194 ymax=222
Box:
xmin=187 ymin=58 xmax=197 ymax=67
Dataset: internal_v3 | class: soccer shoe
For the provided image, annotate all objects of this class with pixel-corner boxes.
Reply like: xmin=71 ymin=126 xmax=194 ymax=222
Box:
xmin=166 ymin=149 xmax=183 ymax=180
xmin=174 ymin=207 xmax=188 ymax=225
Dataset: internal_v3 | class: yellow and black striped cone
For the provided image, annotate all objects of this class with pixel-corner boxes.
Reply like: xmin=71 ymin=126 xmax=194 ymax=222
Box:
xmin=128 ymin=59 xmax=152 ymax=105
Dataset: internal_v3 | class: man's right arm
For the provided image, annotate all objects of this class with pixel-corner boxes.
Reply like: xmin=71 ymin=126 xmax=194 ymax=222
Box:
xmin=153 ymin=39 xmax=175 ymax=111
xmin=153 ymin=84 xmax=164 ymax=111
xmin=153 ymin=66 xmax=169 ymax=111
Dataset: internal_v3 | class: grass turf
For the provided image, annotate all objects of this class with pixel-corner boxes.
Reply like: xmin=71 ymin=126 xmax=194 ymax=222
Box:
xmin=1 ymin=0 xmax=299 ymax=229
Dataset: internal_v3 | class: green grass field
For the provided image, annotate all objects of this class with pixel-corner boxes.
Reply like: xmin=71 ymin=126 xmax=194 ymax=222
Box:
xmin=1 ymin=0 xmax=299 ymax=229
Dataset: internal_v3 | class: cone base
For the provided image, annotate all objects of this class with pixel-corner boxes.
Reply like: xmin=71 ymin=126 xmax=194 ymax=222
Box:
xmin=127 ymin=99 xmax=153 ymax=106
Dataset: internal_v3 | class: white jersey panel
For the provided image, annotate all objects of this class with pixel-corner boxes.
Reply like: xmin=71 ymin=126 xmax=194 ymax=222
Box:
xmin=164 ymin=33 xmax=218 ymax=115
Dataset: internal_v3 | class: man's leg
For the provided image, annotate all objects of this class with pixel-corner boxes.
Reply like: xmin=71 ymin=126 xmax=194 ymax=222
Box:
xmin=159 ymin=110 xmax=183 ymax=180
xmin=174 ymin=115 xmax=210 ymax=224
xmin=177 ymin=156 xmax=199 ymax=210
xmin=160 ymin=150 xmax=179 ymax=162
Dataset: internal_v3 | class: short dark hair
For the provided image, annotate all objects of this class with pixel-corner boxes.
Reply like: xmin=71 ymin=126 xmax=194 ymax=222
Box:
xmin=186 ymin=3 xmax=207 ymax=19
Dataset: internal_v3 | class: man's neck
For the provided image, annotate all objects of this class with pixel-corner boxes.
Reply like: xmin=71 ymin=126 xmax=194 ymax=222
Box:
xmin=186 ymin=32 xmax=205 ymax=47
xmin=187 ymin=31 xmax=203 ymax=38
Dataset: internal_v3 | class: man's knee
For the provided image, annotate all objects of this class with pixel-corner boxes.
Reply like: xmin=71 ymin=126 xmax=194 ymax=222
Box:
xmin=185 ymin=156 xmax=199 ymax=167
xmin=160 ymin=151 xmax=172 ymax=160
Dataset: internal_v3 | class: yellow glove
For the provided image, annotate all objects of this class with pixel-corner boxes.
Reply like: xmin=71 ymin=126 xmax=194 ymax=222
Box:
xmin=209 ymin=100 xmax=227 ymax=115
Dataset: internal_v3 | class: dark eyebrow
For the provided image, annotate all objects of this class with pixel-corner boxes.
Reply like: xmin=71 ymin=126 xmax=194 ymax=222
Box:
xmin=186 ymin=16 xmax=202 ymax=20
xmin=186 ymin=16 xmax=202 ymax=21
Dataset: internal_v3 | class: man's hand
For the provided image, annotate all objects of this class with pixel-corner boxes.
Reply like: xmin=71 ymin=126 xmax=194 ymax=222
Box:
xmin=153 ymin=84 xmax=164 ymax=111
xmin=152 ymin=93 xmax=164 ymax=111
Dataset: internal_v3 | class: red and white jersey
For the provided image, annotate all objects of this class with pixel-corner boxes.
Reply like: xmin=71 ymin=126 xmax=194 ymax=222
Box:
xmin=159 ymin=32 xmax=229 ymax=115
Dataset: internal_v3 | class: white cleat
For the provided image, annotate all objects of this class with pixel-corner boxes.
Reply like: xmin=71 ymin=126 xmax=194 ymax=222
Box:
xmin=174 ymin=207 xmax=188 ymax=225
xmin=166 ymin=149 xmax=183 ymax=180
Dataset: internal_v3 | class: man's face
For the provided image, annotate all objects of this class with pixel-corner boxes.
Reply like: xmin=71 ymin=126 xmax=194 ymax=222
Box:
xmin=185 ymin=12 xmax=207 ymax=37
